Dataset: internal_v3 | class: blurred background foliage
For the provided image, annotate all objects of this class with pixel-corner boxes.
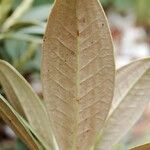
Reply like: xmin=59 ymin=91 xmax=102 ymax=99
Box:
xmin=101 ymin=0 xmax=150 ymax=33
xmin=0 ymin=0 xmax=51 ymax=75
xmin=0 ymin=0 xmax=150 ymax=149
xmin=0 ymin=0 xmax=150 ymax=75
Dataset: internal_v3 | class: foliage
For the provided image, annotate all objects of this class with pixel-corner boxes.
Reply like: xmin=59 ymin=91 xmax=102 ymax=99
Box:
xmin=16 ymin=138 xmax=28 ymax=150
xmin=100 ymin=0 xmax=150 ymax=31
xmin=0 ymin=0 xmax=150 ymax=150
xmin=135 ymin=0 xmax=150 ymax=31
xmin=0 ymin=0 xmax=52 ymax=74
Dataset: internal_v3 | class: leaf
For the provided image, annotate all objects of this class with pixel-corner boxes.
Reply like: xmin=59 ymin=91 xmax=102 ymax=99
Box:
xmin=4 ymin=39 xmax=41 ymax=73
xmin=0 ymin=0 xmax=14 ymax=24
xmin=16 ymin=138 xmax=28 ymax=150
xmin=12 ymin=43 xmax=37 ymax=71
xmin=0 ymin=32 xmax=42 ymax=43
xmin=96 ymin=58 xmax=150 ymax=150
xmin=3 ymin=39 xmax=40 ymax=73
xmin=0 ymin=60 xmax=56 ymax=149
xmin=33 ymin=0 xmax=54 ymax=6
xmin=3 ymin=39 xmax=28 ymax=66
xmin=0 ymin=94 xmax=40 ymax=150
xmin=2 ymin=0 xmax=34 ymax=31
xmin=111 ymin=57 xmax=150 ymax=114
xmin=18 ymin=26 xmax=45 ymax=35
xmin=42 ymin=0 xmax=115 ymax=150
xmin=113 ymin=0 xmax=135 ymax=11
xmin=130 ymin=144 xmax=150 ymax=150
xmin=23 ymin=5 xmax=52 ymax=21
xmin=8 ymin=20 xmax=43 ymax=31
xmin=100 ymin=0 xmax=111 ymax=7
xmin=135 ymin=0 xmax=150 ymax=28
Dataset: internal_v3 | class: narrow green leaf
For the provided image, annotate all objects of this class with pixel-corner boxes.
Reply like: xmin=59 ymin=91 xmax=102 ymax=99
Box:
xmin=0 ymin=32 xmax=42 ymax=43
xmin=2 ymin=0 xmax=34 ymax=31
xmin=18 ymin=26 xmax=45 ymax=35
xmin=23 ymin=5 xmax=52 ymax=21
xmin=0 ymin=0 xmax=14 ymax=24
xmin=0 ymin=94 xmax=51 ymax=149
xmin=8 ymin=20 xmax=43 ymax=31
xmin=13 ymin=43 xmax=37 ymax=71
xmin=0 ymin=60 xmax=56 ymax=150
xmin=96 ymin=58 xmax=150 ymax=150
xmin=0 ymin=94 xmax=40 ymax=150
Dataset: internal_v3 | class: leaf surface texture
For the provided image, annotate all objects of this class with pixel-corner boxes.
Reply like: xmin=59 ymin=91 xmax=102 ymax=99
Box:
xmin=96 ymin=58 xmax=150 ymax=150
xmin=0 ymin=94 xmax=40 ymax=150
xmin=42 ymin=0 xmax=115 ymax=149
xmin=0 ymin=60 xmax=55 ymax=149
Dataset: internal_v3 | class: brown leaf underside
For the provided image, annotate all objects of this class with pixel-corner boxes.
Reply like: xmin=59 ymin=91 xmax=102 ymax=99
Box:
xmin=42 ymin=0 xmax=115 ymax=150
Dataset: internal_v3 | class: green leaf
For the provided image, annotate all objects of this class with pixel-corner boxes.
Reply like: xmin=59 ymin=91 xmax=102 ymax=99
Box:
xmin=0 ymin=60 xmax=57 ymax=150
xmin=0 ymin=32 xmax=42 ymax=43
xmin=8 ymin=20 xmax=43 ymax=31
xmin=3 ymin=39 xmax=41 ymax=73
xmin=0 ymin=0 xmax=14 ymax=24
xmin=23 ymin=5 xmax=52 ymax=21
xmin=100 ymin=0 xmax=111 ymax=7
xmin=33 ymin=0 xmax=54 ymax=6
xmin=4 ymin=39 xmax=28 ymax=64
xmin=95 ymin=58 xmax=150 ymax=150
xmin=16 ymin=138 xmax=28 ymax=150
xmin=135 ymin=0 xmax=150 ymax=28
xmin=18 ymin=26 xmax=45 ymax=35
xmin=0 ymin=94 xmax=40 ymax=150
xmin=12 ymin=43 xmax=37 ymax=71
xmin=114 ymin=0 xmax=135 ymax=11
xmin=2 ymin=0 xmax=34 ymax=31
